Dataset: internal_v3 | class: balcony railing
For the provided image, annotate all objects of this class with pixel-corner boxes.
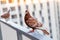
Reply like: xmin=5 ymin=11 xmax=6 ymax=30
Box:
xmin=0 ymin=19 xmax=52 ymax=40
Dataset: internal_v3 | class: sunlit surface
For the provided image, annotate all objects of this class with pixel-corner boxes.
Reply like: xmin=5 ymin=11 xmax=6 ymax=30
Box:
xmin=8 ymin=0 xmax=14 ymax=3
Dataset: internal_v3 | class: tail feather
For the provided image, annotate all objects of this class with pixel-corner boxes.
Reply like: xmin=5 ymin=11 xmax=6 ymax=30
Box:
xmin=37 ymin=28 xmax=49 ymax=35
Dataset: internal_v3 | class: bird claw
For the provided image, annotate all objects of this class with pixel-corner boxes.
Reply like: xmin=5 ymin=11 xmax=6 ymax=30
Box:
xmin=28 ymin=30 xmax=34 ymax=33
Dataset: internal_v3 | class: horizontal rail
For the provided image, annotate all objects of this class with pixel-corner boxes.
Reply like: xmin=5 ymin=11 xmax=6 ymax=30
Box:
xmin=0 ymin=19 xmax=53 ymax=40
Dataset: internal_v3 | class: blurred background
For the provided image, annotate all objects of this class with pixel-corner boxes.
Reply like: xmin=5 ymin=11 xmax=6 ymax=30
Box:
xmin=0 ymin=0 xmax=60 ymax=40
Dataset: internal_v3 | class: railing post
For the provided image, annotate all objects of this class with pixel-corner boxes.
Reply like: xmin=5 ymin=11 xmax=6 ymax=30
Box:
xmin=0 ymin=22 xmax=2 ymax=40
xmin=17 ymin=30 xmax=22 ymax=40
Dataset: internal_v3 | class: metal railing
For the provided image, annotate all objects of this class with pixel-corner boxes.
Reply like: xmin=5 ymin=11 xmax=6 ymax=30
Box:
xmin=0 ymin=19 xmax=53 ymax=40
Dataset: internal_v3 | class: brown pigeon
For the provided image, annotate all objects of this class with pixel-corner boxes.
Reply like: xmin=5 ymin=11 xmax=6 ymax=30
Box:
xmin=1 ymin=10 xmax=10 ymax=21
xmin=24 ymin=10 xmax=49 ymax=35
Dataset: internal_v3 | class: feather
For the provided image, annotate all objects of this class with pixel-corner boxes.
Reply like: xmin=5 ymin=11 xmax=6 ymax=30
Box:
xmin=1 ymin=10 xmax=10 ymax=21
xmin=24 ymin=10 xmax=49 ymax=35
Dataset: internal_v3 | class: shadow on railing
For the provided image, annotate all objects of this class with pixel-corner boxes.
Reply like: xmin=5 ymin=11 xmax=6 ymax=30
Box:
xmin=0 ymin=19 xmax=53 ymax=40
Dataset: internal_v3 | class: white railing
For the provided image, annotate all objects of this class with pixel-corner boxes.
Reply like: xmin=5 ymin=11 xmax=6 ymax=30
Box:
xmin=0 ymin=19 xmax=53 ymax=40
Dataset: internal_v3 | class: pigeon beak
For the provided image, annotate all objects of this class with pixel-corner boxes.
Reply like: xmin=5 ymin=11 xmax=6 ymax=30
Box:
xmin=25 ymin=10 xmax=28 ymax=12
xmin=25 ymin=10 xmax=28 ymax=14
